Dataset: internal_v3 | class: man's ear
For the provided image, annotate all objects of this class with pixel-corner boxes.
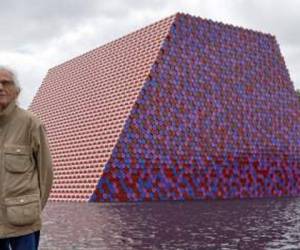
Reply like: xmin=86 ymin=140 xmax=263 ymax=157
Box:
xmin=13 ymin=86 xmax=21 ymax=99
xmin=16 ymin=86 xmax=21 ymax=96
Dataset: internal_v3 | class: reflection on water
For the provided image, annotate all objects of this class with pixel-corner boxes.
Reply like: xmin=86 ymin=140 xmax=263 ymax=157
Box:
xmin=40 ymin=198 xmax=300 ymax=249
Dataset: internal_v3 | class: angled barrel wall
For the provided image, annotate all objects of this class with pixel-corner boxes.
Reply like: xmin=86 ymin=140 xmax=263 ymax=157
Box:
xmin=30 ymin=15 xmax=175 ymax=201
xmin=90 ymin=14 xmax=300 ymax=201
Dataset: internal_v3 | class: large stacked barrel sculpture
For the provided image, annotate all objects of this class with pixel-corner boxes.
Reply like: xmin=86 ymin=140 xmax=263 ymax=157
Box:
xmin=30 ymin=13 xmax=300 ymax=202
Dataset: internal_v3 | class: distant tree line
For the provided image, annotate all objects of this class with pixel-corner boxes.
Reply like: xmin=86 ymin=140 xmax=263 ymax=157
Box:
xmin=297 ymin=89 xmax=300 ymax=103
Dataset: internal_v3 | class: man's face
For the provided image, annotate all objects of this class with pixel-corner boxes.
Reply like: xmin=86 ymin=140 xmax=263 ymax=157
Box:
xmin=0 ymin=69 xmax=18 ymax=110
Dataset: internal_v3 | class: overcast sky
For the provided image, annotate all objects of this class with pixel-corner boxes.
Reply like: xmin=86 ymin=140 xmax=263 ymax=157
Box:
xmin=1 ymin=0 xmax=299 ymax=108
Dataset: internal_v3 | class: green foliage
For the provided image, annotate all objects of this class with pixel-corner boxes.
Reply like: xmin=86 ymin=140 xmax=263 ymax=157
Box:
xmin=296 ymin=89 xmax=300 ymax=103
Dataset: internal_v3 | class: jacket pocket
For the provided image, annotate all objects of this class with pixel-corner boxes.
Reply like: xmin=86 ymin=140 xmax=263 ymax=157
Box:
xmin=5 ymin=194 xmax=41 ymax=226
xmin=4 ymin=145 xmax=32 ymax=173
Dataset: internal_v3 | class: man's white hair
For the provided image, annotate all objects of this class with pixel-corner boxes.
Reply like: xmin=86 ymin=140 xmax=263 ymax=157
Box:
xmin=0 ymin=66 xmax=21 ymax=95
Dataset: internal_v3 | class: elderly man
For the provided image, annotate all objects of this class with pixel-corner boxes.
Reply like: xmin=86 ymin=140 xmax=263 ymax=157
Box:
xmin=0 ymin=67 xmax=53 ymax=250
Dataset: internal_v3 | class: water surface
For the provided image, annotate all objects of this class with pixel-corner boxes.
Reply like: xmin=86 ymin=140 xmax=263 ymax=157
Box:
xmin=40 ymin=198 xmax=300 ymax=249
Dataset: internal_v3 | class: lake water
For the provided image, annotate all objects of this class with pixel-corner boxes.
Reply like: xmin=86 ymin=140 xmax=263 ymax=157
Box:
xmin=39 ymin=198 xmax=300 ymax=249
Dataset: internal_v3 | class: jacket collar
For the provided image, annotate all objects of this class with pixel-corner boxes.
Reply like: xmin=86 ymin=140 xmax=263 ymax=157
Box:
xmin=0 ymin=101 xmax=17 ymax=125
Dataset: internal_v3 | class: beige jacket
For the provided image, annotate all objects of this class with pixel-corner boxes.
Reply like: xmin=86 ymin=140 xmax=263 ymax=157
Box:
xmin=0 ymin=101 xmax=53 ymax=238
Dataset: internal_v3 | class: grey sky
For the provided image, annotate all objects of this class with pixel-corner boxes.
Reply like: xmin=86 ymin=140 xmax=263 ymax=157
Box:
xmin=1 ymin=0 xmax=299 ymax=108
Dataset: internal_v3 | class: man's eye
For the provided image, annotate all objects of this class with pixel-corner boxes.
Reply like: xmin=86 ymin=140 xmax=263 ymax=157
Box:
xmin=0 ymin=80 xmax=13 ymax=85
